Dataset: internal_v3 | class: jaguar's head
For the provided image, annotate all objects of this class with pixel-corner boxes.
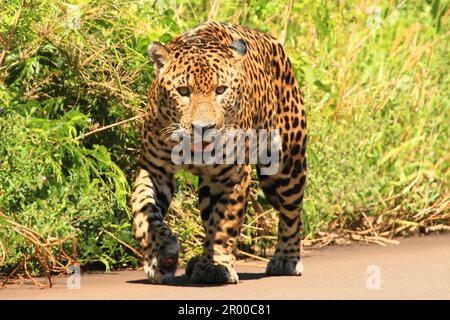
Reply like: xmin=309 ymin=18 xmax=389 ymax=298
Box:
xmin=147 ymin=38 xmax=247 ymax=139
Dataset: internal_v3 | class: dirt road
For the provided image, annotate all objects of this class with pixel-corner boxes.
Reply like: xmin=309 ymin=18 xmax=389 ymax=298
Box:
xmin=1 ymin=234 xmax=449 ymax=300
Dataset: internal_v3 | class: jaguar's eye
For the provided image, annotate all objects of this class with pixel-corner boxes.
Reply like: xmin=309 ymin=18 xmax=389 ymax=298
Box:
xmin=177 ymin=87 xmax=191 ymax=97
xmin=215 ymin=86 xmax=228 ymax=95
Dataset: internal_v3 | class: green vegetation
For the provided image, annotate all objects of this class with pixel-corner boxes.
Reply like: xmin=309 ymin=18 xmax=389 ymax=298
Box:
xmin=0 ymin=0 xmax=448 ymax=279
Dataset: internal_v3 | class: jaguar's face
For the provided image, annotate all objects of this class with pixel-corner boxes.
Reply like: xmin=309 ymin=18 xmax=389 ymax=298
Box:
xmin=147 ymin=39 xmax=247 ymax=136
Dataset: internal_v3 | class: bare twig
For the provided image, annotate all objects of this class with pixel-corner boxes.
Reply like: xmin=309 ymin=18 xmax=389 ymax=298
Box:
xmin=34 ymin=244 xmax=53 ymax=288
xmin=237 ymin=249 xmax=269 ymax=262
xmin=0 ymin=211 xmax=76 ymax=286
xmin=102 ymin=229 xmax=143 ymax=259
xmin=74 ymin=114 xmax=144 ymax=141
xmin=1 ymin=261 xmax=22 ymax=288
xmin=207 ymin=0 xmax=220 ymax=21
xmin=249 ymin=191 xmax=263 ymax=215
xmin=0 ymin=239 xmax=5 ymax=265
xmin=426 ymin=225 xmax=450 ymax=232
xmin=0 ymin=0 xmax=26 ymax=66
xmin=365 ymin=236 xmax=400 ymax=245
xmin=279 ymin=0 xmax=293 ymax=46
xmin=23 ymin=256 xmax=47 ymax=288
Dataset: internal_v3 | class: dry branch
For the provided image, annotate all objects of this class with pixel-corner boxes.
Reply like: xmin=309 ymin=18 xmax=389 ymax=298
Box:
xmin=207 ymin=0 xmax=220 ymax=21
xmin=102 ymin=229 xmax=143 ymax=260
xmin=74 ymin=114 xmax=144 ymax=141
xmin=0 ymin=239 xmax=5 ymax=265
xmin=237 ymin=249 xmax=270 ymax=262
xmin=0 ymin=0 xmax=26 ymax=66
xmin=0 ymin=211 xmax=77 ymax=287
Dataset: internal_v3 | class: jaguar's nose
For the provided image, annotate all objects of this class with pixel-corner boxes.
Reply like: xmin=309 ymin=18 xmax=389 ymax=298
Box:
xmin=191 ymin=121 xmax=216 ymax=136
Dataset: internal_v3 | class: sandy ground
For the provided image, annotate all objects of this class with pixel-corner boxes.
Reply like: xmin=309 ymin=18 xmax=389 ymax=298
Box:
xmin=1 ymin=234 xmax=449 ymax=300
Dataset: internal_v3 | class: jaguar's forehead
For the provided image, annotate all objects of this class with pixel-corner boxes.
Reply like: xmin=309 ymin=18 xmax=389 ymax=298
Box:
xmin=170 ymin=39 xmax=234 ymax=66
xmin=164 ymin=41 xmax=237 ymax=92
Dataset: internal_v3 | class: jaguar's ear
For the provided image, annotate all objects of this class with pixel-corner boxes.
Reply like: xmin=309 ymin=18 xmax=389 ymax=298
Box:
xmin=229 ymin=39 xmax=247 ymax=60
xmin=147 ymin=41 xmax=171 ymax=71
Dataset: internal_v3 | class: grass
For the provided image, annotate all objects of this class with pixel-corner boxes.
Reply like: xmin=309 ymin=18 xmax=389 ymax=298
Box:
xmin=0 ymin=0 xmax=449 ymax=281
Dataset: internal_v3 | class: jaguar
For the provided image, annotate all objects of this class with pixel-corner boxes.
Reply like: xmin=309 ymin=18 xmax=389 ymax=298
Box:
xmin=131 ymin=21 xmax=307 ymax=284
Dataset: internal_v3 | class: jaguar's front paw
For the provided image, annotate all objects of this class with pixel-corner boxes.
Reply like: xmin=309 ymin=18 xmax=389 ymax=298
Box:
xmin=190 ymin=261 xmax=239 ymax=284
xmin=144 ymin=236 xmax=179 ymax=284
xmin=266 ymin=256 xmax=304 ymax=276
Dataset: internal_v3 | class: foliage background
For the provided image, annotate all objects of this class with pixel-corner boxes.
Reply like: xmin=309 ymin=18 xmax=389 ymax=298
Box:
xmin=0 ymin=0 xmax=448 ymax=277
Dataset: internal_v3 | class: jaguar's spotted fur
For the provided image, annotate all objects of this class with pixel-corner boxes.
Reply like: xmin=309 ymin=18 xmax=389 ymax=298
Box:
xmin=131 ymin=21 xmax=307 ymax=284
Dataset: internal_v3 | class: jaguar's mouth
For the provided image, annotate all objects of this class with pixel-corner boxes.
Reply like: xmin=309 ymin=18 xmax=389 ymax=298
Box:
xmin=191 ymin=141 xmax=213 ymax=153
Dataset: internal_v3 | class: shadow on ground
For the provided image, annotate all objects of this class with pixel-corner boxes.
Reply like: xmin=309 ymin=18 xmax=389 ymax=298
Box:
xmin=126 ymin=272 xmax=269 ymax=287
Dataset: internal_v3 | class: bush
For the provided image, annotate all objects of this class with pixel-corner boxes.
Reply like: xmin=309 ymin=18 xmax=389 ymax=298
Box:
xmin=0 ymin=0 xmax=448 ymax=277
